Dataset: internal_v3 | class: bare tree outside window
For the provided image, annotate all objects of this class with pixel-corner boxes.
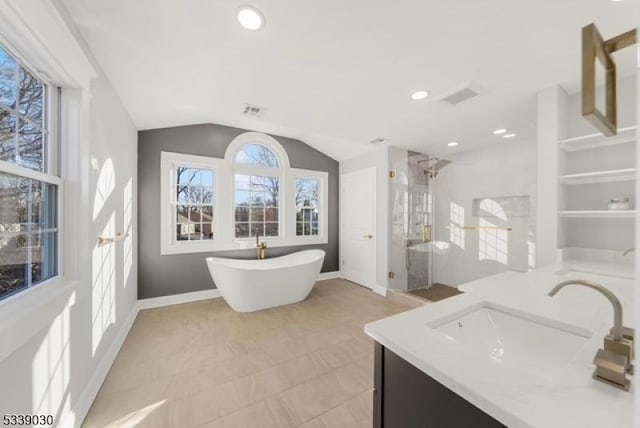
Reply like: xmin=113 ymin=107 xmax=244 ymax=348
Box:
xmin=295 ymin=178 xmax=319 ymax=236
xmin=0 ymin=48 xmax=45 ymax=172
xmin=233 ymin=144 xmax=281 ymax=238
xmin=175 ymin=167 xmax=215 ymax=241
xmin=235 ymin=143 xmax=279 ymax=168
xmin=0 ymin=44 xmax=57 ymax=300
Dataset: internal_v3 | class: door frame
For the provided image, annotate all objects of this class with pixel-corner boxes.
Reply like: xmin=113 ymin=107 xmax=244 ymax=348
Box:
xmin=339 ymin=167 xmax=377 ymax=289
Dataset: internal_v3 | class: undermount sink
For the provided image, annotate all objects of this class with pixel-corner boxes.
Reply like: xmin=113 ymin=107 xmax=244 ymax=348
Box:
xmin=428 ymin=303 xmax=592 ymax=379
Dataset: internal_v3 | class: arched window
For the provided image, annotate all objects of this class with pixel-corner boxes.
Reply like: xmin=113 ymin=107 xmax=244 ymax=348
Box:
xmin=235 ymin=144 xmax=280 ymax=168
xmin=161 ymin=131 xmax=328 ymax=255
xmin=227 ymin=133 xmax=289 ymax=240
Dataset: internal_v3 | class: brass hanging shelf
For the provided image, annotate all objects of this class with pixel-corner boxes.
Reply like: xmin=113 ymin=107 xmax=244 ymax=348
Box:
xmin=582 ymin=23 xmax=637 ymax=136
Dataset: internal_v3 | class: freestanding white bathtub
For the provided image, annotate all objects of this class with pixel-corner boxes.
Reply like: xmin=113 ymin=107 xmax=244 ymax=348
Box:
xmin=206 ymin=249 xmax=325 ymax=312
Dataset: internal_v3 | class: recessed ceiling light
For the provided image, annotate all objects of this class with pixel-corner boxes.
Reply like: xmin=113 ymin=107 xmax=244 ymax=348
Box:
xmin=447 ymin=141 xmax=459 ymax=147
xmin=411 ymin=90 xmax=429 ymax=100
xmin=503 ymin=133 xmax=516 ymax=139
xmin=493 ymin=128 xmax=507 ymax=135
xmin=237 ymin=6 xmax=265 ymax=30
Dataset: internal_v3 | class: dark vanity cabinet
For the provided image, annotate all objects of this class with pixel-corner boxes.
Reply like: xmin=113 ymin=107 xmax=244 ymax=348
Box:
xmin=373 ymin=343 xmax=506 ymax=428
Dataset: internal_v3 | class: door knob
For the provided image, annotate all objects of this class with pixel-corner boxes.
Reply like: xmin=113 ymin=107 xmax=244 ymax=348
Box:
xmin=364 ymin=234 xmax=373 ymax=239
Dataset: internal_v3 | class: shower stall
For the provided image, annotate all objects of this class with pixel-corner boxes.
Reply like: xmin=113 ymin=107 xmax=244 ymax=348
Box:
xmin=388 ymin=147 xmax=532 ymax=301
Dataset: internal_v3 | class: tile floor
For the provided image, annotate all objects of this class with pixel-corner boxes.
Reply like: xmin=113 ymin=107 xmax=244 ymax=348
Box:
xmin=83 ymin=279 xmax=411 ymax=427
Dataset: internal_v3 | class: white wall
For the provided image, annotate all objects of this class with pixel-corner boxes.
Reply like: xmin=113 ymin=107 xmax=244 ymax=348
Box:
xmin=636 ymin=53 xmax=640 ymax=428
xmin=339 ymin=148 xmax=389 ymax=291
xmin=536 ymin=85 xmax=568 ymax=265
xmin=0 ymin=2 xmax=137 ymax=427
xmin=432 ymin=139 xmax=537 ymax=286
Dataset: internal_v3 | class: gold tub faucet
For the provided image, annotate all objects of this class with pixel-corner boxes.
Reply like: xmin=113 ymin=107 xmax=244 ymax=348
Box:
xmin=256 ymin=230 xmax=267 ymax=260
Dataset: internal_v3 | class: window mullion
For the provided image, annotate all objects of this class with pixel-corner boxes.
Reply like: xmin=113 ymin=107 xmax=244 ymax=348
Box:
xmin=13 ymin=61 xmax=19 ymax=164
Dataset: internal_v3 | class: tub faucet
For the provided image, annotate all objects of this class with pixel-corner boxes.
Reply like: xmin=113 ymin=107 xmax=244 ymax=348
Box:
xmin=622 ymin=248 xmax=635 ymax=256
xmin=548 ymin=280 xmax=634 ymax=390
xmin=255 ymin=230 xmax=267 ymax=260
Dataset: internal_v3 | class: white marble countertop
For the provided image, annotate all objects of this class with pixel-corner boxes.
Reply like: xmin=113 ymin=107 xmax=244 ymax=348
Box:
xmin=365 ymin=261 xmax=636 ymax=428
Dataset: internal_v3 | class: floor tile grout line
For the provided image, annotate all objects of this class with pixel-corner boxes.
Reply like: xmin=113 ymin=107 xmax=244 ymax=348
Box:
xmin=290 ymin=387 xmax=374 ymax=427
xmin=83 ymin=280 xmax=411 ymax=427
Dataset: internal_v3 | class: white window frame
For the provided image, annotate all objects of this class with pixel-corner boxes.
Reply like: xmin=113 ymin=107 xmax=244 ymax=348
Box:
xmin=160 ymin=151 xmax=227 ymax=255
xmin=227 ymin=132 xmax=288 ymax=245
xmin=0 ymin=39 xmax=64 ymax=301
xmin=160 ymin=132 xmax=329 ymax=255
xmin=288 ymin=168 xmax=329 ymax=245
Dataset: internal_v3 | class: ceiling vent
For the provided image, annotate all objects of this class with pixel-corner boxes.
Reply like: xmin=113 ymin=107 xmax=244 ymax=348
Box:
xmin=437 ymin=82 xmax=481 ymax=106
xmin=243 ymin=104 xmax=266 ymax=116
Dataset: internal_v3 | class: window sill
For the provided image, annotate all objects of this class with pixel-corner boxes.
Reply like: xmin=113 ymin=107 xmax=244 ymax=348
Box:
xmin=0 ymin=276 xmax=79 ymax=361
xmin=161 ymin=237 xmax=329 ymax=255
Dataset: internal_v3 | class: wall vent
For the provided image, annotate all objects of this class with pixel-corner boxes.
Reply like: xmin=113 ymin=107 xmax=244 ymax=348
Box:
xmin=243 ymin=104 xmax=266 ymax=116
xmin=438 ymin=82 xmax=481 ymax=106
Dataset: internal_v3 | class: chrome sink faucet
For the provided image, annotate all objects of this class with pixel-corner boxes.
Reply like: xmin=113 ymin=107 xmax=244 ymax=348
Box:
xmin=548 ymin=280 xmax=634 ymax=390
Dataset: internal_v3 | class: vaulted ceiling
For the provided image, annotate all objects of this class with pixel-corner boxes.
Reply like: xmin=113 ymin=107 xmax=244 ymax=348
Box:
xmin=62 ymin=0 xmax=638 ymax=160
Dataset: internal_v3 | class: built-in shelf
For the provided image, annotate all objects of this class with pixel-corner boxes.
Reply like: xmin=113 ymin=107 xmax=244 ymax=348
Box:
xmin=559 ymin=168 xmax=636 ymax=185
xmin=559 ymin=126 xmax=636 ymax=152
xmin=559 ymin=210 xmax=636 ymax=218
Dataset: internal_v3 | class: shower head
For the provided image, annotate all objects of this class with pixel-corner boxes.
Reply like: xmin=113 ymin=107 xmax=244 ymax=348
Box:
xmin=432 ymin=159 xmax=452 ymax=172
xmin=416 ymin=157 xmax=452 ymax=179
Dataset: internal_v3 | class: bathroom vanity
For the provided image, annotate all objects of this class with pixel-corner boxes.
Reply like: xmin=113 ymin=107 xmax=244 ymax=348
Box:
xmin=373 ymin=343 xmax=505 ymax=428
xmin=366 ymin=257 xmax=635 ymax=428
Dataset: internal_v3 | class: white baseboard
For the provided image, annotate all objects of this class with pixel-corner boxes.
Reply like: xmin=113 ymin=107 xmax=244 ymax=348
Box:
xmin=70 ymin=302 xmax=139 ymax=428
xmin=373 ymin=284 xmax=387 ymax=297
xmin=317 ymin=271 xmax=342 ymax=280
xmin=138 ymin=288 xmax=222 ymax=310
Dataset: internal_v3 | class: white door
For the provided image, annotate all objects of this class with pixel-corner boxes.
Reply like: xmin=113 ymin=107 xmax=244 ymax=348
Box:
xmin=341 ymin=168 xmax=376 ymax=289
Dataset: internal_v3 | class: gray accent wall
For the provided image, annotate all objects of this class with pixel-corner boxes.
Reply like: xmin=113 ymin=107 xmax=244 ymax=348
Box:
xmin=138 ymin=123 xmax=339 ymax=299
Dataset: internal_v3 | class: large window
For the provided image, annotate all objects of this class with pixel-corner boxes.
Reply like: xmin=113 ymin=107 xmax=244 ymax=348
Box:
xmin=234 ymin=174 xmax=279 ymax=238
xmin=160 ymin=132 xmax=329 ymax=255
xmin=296 ymin=177 xmax=319 ymax=236
xmin=233 ymin=143 xmax=281 ymax=239
xmin=0 ymin=44 xmax=59 ymax=300
xmin=176 ymin=167 xmax=215 ymax=241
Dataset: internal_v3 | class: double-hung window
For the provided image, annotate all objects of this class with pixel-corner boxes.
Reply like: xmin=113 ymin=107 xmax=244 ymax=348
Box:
xmin=295 ymin=177 xmax=319 ymax=236
xmin=291 ymin=169 xmax=328 ymax=242
xmin=176 ymin=167 xmax=216 ymax=241
xmin=0 ymin=44 xmax=60 ymax=300
xmin=161 ymin=151 xmax=223 ymax=254
xmin=233 ymin=144 xmax=281 ymax=239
